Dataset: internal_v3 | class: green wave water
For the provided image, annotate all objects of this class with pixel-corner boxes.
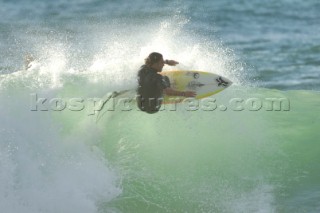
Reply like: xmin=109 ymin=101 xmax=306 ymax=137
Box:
xmin=1 ymin=61 xmax=319 ymax=213
xmin=71 ymin=87 xmax=319 ymax=212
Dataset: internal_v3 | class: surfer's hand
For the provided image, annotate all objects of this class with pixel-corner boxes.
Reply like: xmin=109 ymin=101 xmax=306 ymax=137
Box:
xmin=165 ymin=60 xmax=179 ymax=66
xmin=183 ymin=91 xmax=196 ymax=97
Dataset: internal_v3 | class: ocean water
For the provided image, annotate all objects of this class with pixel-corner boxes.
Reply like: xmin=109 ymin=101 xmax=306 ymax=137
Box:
xmin=1 ymin=0 xmax=320 ymax=212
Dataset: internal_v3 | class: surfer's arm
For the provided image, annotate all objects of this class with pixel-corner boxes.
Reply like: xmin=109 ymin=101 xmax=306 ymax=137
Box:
xmin=164 ymin=60 xmax=179 ymax=66
xmin=164 ymin=88 xmax=196 ymax=97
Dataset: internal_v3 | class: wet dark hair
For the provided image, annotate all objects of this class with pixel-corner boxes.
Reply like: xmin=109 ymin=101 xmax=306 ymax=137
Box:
xmin=145 ymin=52 xmax=163 ymax=66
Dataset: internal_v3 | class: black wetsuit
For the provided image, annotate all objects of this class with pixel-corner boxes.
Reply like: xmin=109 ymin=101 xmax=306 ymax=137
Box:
xmin=137 ymin=65 xmax=170 ymax=114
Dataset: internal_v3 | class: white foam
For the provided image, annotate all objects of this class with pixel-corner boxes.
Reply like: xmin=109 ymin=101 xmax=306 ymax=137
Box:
xmin=227 ymin=184 xmax=275 ymax=213
xmin=0 ymin=93 xmax=121 ymax=213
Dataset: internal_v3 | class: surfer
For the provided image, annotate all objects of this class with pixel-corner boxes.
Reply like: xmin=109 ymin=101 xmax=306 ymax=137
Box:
xmin=137 ymin=52 xmax=196 ymax=114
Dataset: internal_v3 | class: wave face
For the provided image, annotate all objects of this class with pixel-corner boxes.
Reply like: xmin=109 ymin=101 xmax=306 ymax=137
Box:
xmin=94 ymin=88 xmax=320 ymax=212
xmin=1 ymin=0 xmax=320 ymax=212
xmin=2 ymin=78 xmax=319 ymax=212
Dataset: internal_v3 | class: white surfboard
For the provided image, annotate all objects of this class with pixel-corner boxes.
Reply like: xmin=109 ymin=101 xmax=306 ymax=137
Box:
xmin=161 ymin=70 xmax=232 ymax=104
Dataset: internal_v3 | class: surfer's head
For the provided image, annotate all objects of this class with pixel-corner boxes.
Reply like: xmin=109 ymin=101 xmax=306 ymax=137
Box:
xmin=145 ymin=52 xmax=165 ymax=72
